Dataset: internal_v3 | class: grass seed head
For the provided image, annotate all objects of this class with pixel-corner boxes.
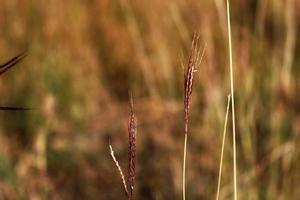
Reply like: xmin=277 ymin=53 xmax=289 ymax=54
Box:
xmin=128 ymin=95 xmax=137 ymax=199
xmin=184 ymin=34 xmax=204 ymax=134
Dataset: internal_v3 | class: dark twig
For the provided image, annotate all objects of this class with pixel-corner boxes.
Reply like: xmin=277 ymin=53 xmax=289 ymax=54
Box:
xmin=0 ymin=52 xmax=27 ymax=75
xmin=0 ymin=52 xmax=30 ymax=111
xmin=0 ymin=107 xmax=31 ymax=111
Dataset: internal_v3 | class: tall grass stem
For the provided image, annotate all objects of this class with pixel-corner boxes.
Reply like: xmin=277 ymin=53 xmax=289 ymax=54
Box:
xmin=226 ymin=0 xmax=237 ymax=199
xmin=182 ymin=133 xmax=188 ymax=200
xmin=216 ymin=95 xmax=231 ymax=200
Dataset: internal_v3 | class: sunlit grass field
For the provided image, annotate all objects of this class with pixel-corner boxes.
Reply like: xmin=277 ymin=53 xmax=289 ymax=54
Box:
xmin=0 ymin=0 xmax=299 ymax=199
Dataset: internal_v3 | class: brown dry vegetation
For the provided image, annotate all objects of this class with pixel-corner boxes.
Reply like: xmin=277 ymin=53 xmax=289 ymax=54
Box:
xmin=0 ymin=0 xmax=299 ymax=199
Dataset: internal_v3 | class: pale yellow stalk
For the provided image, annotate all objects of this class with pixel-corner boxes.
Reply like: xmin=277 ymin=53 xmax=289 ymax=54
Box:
xmin=226 ymin=0 xmax=237 ymax=199
xmin=216 ymin=95 xmax=231 ymax=200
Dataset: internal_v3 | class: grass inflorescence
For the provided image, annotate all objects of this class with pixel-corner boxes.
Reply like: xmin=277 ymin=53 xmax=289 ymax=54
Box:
xmin=182 ymin=34 xmax=205 ymax=200
xmin=110 ymin=95 xmax=137 ymax=200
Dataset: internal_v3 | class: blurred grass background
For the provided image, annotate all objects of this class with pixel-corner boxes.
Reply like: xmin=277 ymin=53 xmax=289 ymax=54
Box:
xmin=0 ymin=0 xmax=299 ymax=199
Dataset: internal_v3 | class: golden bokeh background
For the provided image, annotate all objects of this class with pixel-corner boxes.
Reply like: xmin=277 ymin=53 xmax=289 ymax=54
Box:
xmin=0 ymin=0 xmax=299 ymax=199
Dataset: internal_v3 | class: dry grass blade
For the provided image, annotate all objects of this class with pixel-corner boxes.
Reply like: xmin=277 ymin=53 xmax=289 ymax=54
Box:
xmin=226 ymin=0 xmax=237 ymax=199
xmin=0 ymin=52 xmax=30 ymax=111
xmin=182 ymin=34 xmax=205 ymax=200
xmin=0 ymin=107 xmax=31 ymax=111
xmin=216 ymin=95 xmax=231 ymax=200
xmin=128 ymin=95 xmax=137 ymax=200
xmin=109 ymin=144 xmax=129 ymax=196
xmin=0 ymin=52 xmax=27 ymax=75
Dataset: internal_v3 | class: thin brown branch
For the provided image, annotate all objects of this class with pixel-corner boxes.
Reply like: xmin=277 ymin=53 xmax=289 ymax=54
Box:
xmin=0 ymin=52 xmax=27 ymax=75
xmin=0 ymin=107 xmax=31 ymax=111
